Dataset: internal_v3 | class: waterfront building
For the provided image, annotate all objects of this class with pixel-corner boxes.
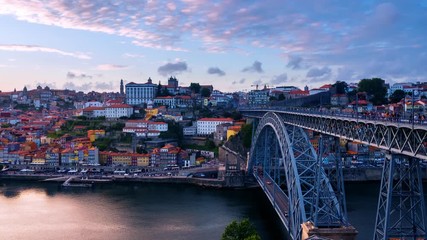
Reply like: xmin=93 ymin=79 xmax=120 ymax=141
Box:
xmin=31 ymin=152 xmax=46 ymax=165
xmin=126 ymin=78 xmax=158 ymax=105
xmin=45 ymin=148 xmax=61 ymax=166
xmin=159 ymin=144 xmax=181 ymax=167
xmin=99 ymin=152 xmax=149 ymax=167
xmin=196 ymin=118 xmax=234 ymax=135
xmin=87 ymin=147 xmax=99 ymax=165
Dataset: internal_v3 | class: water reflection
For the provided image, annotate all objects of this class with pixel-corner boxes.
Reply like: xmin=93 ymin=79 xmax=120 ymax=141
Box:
xmin=0 ymin=181 xmax=287 ymax=240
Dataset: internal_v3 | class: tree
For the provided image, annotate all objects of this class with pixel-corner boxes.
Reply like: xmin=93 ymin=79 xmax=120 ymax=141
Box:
xmin=389 ymin=89 xmax=406 ymax=103
xmin=332 ymin=81 xmax=348 ymax=94
xmin=201 ymin=87 xmax=211 ymax=97
xmin=358 ymin=78 xmax=387 ymax=105
xmin=190 ymin=83 xmax=201 ymax=94
xmin=221 ymin=219 xmax=261 ymax=240
xmin=278 ymin=93 xmax=285 ymax=101
xmin=240 ymin=124 xmax=253 ymax=149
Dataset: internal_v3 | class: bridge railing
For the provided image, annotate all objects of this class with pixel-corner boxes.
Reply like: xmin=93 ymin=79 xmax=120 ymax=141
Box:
xmin=240 ymin=106 xmax=427 ymax=126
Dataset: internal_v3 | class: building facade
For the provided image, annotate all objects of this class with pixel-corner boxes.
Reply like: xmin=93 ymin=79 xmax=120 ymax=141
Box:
xmin=126 ymin=78 xmax=158 ymax=105
xmin=196 ymin=118 xmax=234 ymax=135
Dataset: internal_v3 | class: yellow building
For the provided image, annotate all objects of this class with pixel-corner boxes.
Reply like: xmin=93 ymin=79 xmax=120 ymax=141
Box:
xmin=137 ymin=154 xmax=150 ymax=167
xmin=87 ymin=130 xmax=106 ymax=142
xmin=32 ymin=153 xmax=46 ymax=164
xmin=144 ymin=108 xmax=159 ymax=120
xmin=227 ymin=125 xmax=242 ymax=140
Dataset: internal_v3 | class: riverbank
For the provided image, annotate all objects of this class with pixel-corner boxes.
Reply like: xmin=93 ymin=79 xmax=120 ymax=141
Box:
xmin=0 ymin=174 xmax=231 ymax=188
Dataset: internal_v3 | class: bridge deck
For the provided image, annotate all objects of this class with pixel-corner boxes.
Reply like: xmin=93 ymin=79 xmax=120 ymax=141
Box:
xmin=254 ymin=173 xmax=289 ymax=231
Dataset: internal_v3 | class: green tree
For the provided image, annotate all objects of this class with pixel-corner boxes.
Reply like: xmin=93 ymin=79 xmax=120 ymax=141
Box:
xmin=221 ymin=219 xmax=261 ymax=240
xmin=358 ymin=78 xmax=387 ymax=105
xmin=389 ymin=89 xmax=406 ymax=103
xmin=240 ymin=123 xmax=253 ymax=149
xmin=332 ymin=81 xmax=348 ymax=94
xmin=190 ymin=83 xmax=201 ymax=94
xmin=201 ymin=87 xmax=211 ymax=97
xmin=278 ymin=93 xmax=285 ymax=101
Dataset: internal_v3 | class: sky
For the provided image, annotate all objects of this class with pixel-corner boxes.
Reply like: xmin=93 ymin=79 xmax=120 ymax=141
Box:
xmin=0 ymin=0 xmax=426 ymax=93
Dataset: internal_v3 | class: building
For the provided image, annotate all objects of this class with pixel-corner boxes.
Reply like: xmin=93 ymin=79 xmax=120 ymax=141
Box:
xmin=331 ymin=94 xmax=349 ymax=106
xmin=126 ymin=78 xmax=158 ymax=105
xmin=214 ymin=123 xmax=232 ymax=144
xmin=123 ymin=120 xmax=168 ymax=138
xmin=154 ymin=96 xmax=176 ymax=108
xmin=105 ymin=104 xmax=133 ymax=119
xmin=183 ymin=126 xmax=197 ymax=136
xmin=120 ymin=79 xmax=124 ymax=95
xmin=82 ymin=107 xmax=105 ymax=118
xmin=248 ymin=89 xmax=269 ymax=106
xmin=159 ymin=144 xmax=181 ymax=167
xmin=196 ymin=118 xmax=234 ymax=135
xmin=289 ymin=90 xmax=309 ymax=99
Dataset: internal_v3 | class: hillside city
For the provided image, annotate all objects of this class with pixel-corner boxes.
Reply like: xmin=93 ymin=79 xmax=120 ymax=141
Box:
xmin=0 ymin=77 xmax=425 ymax=177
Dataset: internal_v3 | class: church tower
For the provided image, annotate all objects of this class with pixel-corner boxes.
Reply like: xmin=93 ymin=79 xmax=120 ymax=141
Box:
xmin=120 ymin=79 xmax=124 ymax=94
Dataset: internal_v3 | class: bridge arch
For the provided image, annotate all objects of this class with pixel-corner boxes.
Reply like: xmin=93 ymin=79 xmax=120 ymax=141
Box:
xmin=248 ymin=112 xmax=345 ymax=239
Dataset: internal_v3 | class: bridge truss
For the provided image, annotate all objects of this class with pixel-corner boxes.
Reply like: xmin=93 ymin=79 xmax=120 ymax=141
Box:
xmin=248 ymin=112 xmax=347 ymax=240
xmin=243 ymin=109 xmax=427 ymax=240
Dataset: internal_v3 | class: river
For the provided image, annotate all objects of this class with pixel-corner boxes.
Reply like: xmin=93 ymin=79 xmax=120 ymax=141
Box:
xmin=0 ymin=180 xmax=424 ymax=240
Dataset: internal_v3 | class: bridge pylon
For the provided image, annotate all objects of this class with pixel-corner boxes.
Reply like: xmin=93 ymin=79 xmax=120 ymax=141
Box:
xmin=374 ymin=154 xmax=427 ymax=239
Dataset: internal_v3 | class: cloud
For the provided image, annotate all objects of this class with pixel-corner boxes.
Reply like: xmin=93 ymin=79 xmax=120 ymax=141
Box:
xmin=0 ymin=44 xmax=90 ymax=59
xmin=306 ymin=67 xmax=332 ymax=78
xmin=287 ymin=56 xmax=303 ymax=69
xmin=63 ymin=82 xmax=93 ymax=92
xmin=239 ymin=78 xmax=246 ymax=84
xmin=66 ymin=71 xmax=92 ymax=79
xmin=95 ymin=82 xmax=114 ymax=91
xmin=270 ymin=73 xmax=288 ymax=85
xmin=242 ymin=61 xmax=263 ymax=73
xmin=232 ymin=81 xmax=237 ymax=85
xmin=97 ymin=64 xmax=129 ymax=71
xmin=0 ymin=1 xmax=426 ymax=85
xmin=157 ymin=61 xmax=188 ymax=76
xmin=207 ymin=67 xmax=225 ymax=76
xmin=122 ymin=53 xmax=144 ymax=58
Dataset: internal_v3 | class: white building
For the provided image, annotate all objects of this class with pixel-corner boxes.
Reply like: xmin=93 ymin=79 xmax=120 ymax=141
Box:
xmin=183 ymin=126 xmax=197 ymax=136
xmin=105 ymin=104 xmax=133 ymax=119
xmin=196 ymin=118 xmax=234 ymax=135
xmin=126 ymin=78 xmax=158 ymax=105
xmin=82 ymin=107 xmax=106 ymax=118
xmin=84 ymin=101 xmax=103 ymax=108
xmin=153 ymin=96 xmax=176 ymax=108
xmin=122 ymin=120 xmax=168 ymax=138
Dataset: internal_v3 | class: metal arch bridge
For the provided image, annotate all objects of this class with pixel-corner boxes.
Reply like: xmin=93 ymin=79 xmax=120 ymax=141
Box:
xmin=242 ymin=108 xmax=427 ymax=161
xmin=242 ymin=108 xmax=427 ymax=240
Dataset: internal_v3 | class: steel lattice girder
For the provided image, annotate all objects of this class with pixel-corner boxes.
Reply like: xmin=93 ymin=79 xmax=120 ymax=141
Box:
xmin=242 ymin=110 xmax=427 ymax=160
xmin=374 ymin=155 xmax=427 ymax=240
xmin=248 ymin=112 xmax=345 ymax=240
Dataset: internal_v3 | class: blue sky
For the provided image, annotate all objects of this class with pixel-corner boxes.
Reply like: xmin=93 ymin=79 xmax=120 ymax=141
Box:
xmin=0 ymin=0 xmax=426 ymax=93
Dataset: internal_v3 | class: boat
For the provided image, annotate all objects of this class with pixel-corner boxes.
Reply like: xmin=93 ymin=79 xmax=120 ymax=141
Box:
xmin=62 ymin=182 xmax=93 ymax=188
